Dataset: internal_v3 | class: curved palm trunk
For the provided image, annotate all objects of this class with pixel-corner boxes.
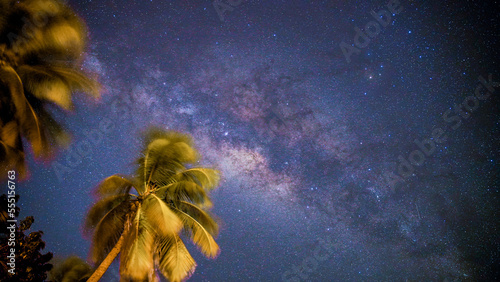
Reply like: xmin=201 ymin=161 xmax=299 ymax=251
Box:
xmin=87 ymin=231 xmax=125 ymax=282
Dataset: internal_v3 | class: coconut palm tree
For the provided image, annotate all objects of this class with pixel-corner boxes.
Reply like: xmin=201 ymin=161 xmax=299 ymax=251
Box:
xmin=0 ymin=0 xmax=99 ymax=179
xmin=85 ymin=128 xmax=220 ymax=282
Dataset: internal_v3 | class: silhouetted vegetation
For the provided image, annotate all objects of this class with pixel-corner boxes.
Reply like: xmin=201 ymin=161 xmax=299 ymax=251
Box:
xmin=0 ymin=194 xmax=53 ymax=281
xmin=49 ymin=256 xmax=93 ymax=282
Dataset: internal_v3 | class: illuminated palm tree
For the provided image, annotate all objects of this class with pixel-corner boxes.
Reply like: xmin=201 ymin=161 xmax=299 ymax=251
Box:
xmin=0 ymin=0 xmax=99 ymax=178
xmin=85 ymin=128 xmax=220 ymax=282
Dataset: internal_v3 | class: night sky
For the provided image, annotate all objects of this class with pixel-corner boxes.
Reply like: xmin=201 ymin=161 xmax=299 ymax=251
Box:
xmin=7 ymin=0 xmax=500 ymax=281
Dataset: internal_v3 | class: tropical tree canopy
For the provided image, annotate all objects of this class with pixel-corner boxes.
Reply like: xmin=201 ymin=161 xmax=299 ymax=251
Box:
xmin=49 ymin=256 xmax=93 ymax=282
xmin=0 ymin=0 xmax=100 ymax=179
xmin=85 ymin=128 xmax=220 ymax=282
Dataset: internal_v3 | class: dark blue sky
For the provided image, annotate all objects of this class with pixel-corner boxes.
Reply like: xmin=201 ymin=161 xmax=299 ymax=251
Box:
xmin=8 ymin=0 xmax=500 ymax=281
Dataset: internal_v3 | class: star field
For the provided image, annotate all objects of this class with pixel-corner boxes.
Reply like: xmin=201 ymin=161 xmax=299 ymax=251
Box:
xmin=9 ymin=0 xmax=500 ymax=281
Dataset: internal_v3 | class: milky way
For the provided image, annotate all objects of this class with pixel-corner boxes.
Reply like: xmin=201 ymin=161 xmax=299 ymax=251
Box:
xmin=10 ymin=0 xmax=499 ymax=281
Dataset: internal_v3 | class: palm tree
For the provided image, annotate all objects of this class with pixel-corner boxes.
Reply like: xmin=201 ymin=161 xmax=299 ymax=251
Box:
xmin=0 ymin=0 xmax=99 ymax=179
xmin=85 ymin=128 xmax=220 ymax=282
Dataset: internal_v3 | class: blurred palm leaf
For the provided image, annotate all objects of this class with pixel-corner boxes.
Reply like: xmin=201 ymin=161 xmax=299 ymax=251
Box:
xmin=49 ymin=256 xmax=92 ymax=282
xmin=0 ymin=0 xmax=100 ymax=179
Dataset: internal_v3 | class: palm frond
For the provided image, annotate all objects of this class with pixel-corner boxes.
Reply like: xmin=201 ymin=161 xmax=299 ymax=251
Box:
xmin=49 ymin=256 xmax=92 ymax=282
xmin=36 ymin=106 xmax=71 ymax=149
xmin=0 ymin=65 xmax=28 ymax=125
xmin=17 ymin=65 xmax=100 ymax=110
xmin=157 ymin=181 xmax=212 ymax=207
xmin=120 ymin=204 xmax=155 ymax=281
xmin=0 ymin=139 xmax=26 ymax=179
xmin=0 ymin=118 xmax=26 ymax=178
xmin=38 ymin=20 xmax=86 ymax=59
xmin=175 ymin=168 xmax=220 ymax=191
xmin=146 ymin=165 xmax=184 ymax=188
xmin=142 ymin=194 xmax=182 ymax=237
xmin=16 ymin=0 xmax=63 ymax=18
xmin=17 ymin=64 xmax=73 ymax=109
xmin=141 ymin=127 xmax=198 ymax=163
xmin=4 ymin=65 xmax=52 ymax=158
xmin=0 ymin=64 xmax=47 ymax=157
xmin=90 ymin=200 xmax=130 ymax=263
xmin=171 ymin=201 xmax=220 ymax=258
xmin=0 ymin=120 xmax=20 ymax=149
xmin=136 ymin=128 xmax=200 ymax=185
xmin=93 ymin=174 xmax=135 ymax=197
xmin=84 ymin=194 xmax=130 ymax=235
xmin=6 ymin=0 xmax=88 ymax=62
xmin=50 ymin=65 xmax=100 ymax=97
xmin=137 ymin=140 xmax=185 ymax=186
xmin=156 ymin=235 xmax=196 ymax=282
xmin=0 ymin=64 xmax=60 ymax=159
xmin=0 ymin=1 xmax=100 ymax=171
xmin=21 ymin=100 xmax=50 ymax=157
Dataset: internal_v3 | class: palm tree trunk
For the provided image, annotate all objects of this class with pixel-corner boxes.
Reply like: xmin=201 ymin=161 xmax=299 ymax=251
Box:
xmin=87 ymin=232 xmax=126 ymax=282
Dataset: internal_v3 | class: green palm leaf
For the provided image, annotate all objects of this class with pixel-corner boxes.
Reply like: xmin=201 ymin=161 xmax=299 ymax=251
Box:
xmin=17 ymin=65 xmax=100 ymax=110
xmin=120 ymin=204 xmax=155 ymax=281
xmin=136 ymin=128 xmax=199 ymax=185
xmin=6 ymin=0 xmax=87 ymax=61
xmin=156 ymin=235 xmax=196 ymax=282
xmin=0 ymin=65 xmax=46 ymax=159
xmin=157 ymin=181 xmax=212 ymax=207
xmin=84 ymin=194 xmax=130 ymax=234
xmin=175 ymin=168 xmax=220 ymax=191
xmin=90 ymin=200 xmax=130 ymax=263
xmin=0 ymin=0 xmax=100 ymax=179
xmin=172 ymin=201 xmax=220 ymax=258
xmin=141 ymin=194 xmax=182 ymax=237
xmin=50 ymin=256 xmax=92 ymax=282
xmin=0 ymin=124 xmax=25 ymax=177
xmin=93 ymin=174 xmax=135 ymax=197
xmin=0 ymin=65 xmax=29 ymax=126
